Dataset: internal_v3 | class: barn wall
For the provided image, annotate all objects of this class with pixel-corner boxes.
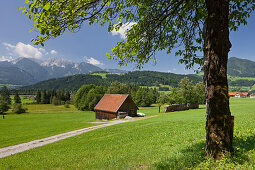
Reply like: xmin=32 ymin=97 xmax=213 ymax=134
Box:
xmin=164 ymin=104 xmax=188 ymax=112
xmin=119 ymin=96 xmax=138 ymax=117
xmin=164 ymin=103 xmax=199 ymax=112
xmin=95 ymin=111 xmax=117 ymax=120
xmin=187 ymin=103 xmax=199 ymax=109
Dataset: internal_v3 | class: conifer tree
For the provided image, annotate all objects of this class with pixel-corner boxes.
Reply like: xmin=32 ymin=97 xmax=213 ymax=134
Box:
xmin=14 ymin=90 xmax=21 ymax=104
xmin=36 ymin=90 xmax=41 ymax=104
xmin=41 ymin=90 xmax=47 ymax=104
xmin=0 ymin=86 xmax=11 ymax=105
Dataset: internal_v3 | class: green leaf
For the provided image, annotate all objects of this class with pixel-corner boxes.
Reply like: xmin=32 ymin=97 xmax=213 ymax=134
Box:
xmin=43 ymin=2 xmax=51 ymax=11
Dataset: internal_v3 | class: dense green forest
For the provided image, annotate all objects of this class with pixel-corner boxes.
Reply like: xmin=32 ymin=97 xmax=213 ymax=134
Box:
xmin=21 ymin=71 xmax=202 ymax=91
xmin=21 ymin=74 xmax=104 ymax=91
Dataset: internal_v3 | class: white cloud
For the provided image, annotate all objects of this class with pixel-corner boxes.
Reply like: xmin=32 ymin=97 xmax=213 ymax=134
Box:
xmin=39 ymin=48 xmax=46 ymax=53
xmin=0 ymin=56 xmax=13 ymax=62
xmin=111 ymin=22 xmax=136 ymax=39
xmin=167 ymin=70 xmax=171 ymax=73
xmin=3 ymin=42 xmax=15 ymax=49
xmin=39 ymin=48 xmax=49 ymax=55
xmin=84 ymin=56 xmax=104 ymax=66
xmin=50 ymin=50 xmax=57 ymax=55
xmin=3 ymin=42 xmax=43 ymax=59
xmin=173 ymin=68 xmax=177 ymax=71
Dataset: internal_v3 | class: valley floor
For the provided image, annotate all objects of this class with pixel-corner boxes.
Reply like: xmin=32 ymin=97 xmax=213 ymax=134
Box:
xmin=0 ymin=98 xmax=254 ymax=169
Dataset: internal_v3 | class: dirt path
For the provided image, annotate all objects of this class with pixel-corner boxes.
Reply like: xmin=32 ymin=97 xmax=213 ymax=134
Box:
xmin=0 ymin=119 xmax=131 ymax=158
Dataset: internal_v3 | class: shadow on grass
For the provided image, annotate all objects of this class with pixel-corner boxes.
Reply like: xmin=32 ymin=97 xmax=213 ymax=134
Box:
xmin=153 ymin=135 xmax=255 ymax=169
xmin=153 ymin=141 xmax=206 ymax=169
xmin=232 ymin=134 xmax=255 ymax=164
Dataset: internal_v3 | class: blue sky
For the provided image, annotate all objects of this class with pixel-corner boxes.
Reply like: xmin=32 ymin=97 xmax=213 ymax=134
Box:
xmin=1 ymin=1 xmax=255 ymax=74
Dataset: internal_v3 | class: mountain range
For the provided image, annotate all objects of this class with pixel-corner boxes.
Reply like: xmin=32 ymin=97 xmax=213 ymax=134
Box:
xmin=0 ymin=57 xmax=125 ymax=85
xmin=1 ymin=56 xmax=255 ymax=86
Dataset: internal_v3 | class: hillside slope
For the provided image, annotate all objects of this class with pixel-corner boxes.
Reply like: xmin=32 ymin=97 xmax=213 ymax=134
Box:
xmin=227 ymin=57 xmax=255 ymax=77
xmin=22 ymin=71 xmax=202 ymax=90
xmin=0 ymin=62 xmax=36 ymax=85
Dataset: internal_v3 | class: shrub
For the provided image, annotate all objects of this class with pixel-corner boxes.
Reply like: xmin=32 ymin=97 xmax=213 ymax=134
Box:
xmin=158 ymin=86 xmax=169 ymax=91
xmin=12 ymin=103 xmax=27 ymax=114
xmin=64 ymin=102 xmax=70 ymax=108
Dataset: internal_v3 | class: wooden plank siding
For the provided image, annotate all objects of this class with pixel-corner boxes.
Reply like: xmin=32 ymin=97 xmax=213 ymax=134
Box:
xmin=94 ymin=94 xmax=138 ymax=120
xmin=118 ymin=96 xmax=138 ymax=117
xmin=95 ymin=111 xmax=117 ymax=120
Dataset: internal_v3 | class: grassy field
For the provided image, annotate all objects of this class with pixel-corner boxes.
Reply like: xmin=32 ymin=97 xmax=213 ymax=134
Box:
xmin=228 ymin=76 xmax=255 ymax=81
xmin=0 ymin=98 xmax=254 ymax=169
xmin=228 ymin=76 xmax=255 ymax=92
xmin=229 ymin=86 xmax=255 ymax=92
xmin=91 ymin=73 xmax=123 ymax=79
xmin=0 ymin=105 xmax=99 ymax=148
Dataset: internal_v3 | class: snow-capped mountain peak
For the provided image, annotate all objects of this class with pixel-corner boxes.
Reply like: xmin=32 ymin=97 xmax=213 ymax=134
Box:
xmin=41 ymin=57 xmax=74 ymax=68
xmin=11 ymin=57 xmax=25 ymax=64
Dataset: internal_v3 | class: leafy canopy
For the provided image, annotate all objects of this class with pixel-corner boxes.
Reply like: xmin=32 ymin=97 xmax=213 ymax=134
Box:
xmin=21 ymin=0 xmax=255 ymax=69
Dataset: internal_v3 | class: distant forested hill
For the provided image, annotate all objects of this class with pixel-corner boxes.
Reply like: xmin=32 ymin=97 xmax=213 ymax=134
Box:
xmin=228 ymin=57 xmax=255 ymax=77
xmin=22 ymin=71 xmax=202 ymax=91
xmin=104 ymin=71 xmax=201 ymax=86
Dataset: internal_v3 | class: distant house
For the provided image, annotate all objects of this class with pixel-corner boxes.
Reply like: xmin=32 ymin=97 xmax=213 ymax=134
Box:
xmin=229 ymin=92 xmax=237 ymax=97
xmin=235 ymin=93 xmax=241 ymax=98
xmin=240 ymin=92 xmax=249 ymax=98
xmin=94 ymin=94 xmax=138 ymax=120
xmin=28 ymin=95 xmax=37 ymax=100
xmin=250 ymin=94 xmax=255 ymax=98
xmin=229 ymin=92 xmax=249 ymax=98
xmin=235 ymin=92 xmax=249 ymax=98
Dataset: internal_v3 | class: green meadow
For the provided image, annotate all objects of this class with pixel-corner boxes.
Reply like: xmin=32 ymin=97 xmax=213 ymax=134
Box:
xmin=0 ymin=105 xmax=98 ymax=148
xmin=228 ymin=76 xmax=255 ymax=81
xmin=0 ymin=98 xmax=254 ymax=169
xmin=91 ymin=73 xmax=123 ymax=79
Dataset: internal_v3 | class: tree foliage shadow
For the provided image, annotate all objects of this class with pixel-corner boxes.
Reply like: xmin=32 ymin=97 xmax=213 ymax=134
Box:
xmin=152 ymin=135 xmax=255 ymax=169
xmin=153 ymin=141 xmax=206 ymax=169
xmin=232 ymin=134 xmax=255 ymax=164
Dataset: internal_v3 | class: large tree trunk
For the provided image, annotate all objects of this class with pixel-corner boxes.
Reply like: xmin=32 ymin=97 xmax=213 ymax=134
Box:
xmin=204 ymin=0 xmax=233 ymax=160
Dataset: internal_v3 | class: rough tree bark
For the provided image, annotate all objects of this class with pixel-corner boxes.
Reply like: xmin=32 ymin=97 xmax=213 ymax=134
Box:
xmin=204 ymin=0 xmax=233 ymax=160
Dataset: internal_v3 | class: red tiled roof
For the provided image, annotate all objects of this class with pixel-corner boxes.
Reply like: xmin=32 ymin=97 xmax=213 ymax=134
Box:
xmin=229 ymin=92 xmax=236 ymax=96
xmin=235 ymin=92 xmax=249 ymax=96
xmin=94 ymin=94 xmax=129 ymax=113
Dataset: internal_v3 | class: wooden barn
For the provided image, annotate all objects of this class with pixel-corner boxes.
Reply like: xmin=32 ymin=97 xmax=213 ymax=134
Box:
xmin=94 ymin=94 xmax=138 ymax=120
